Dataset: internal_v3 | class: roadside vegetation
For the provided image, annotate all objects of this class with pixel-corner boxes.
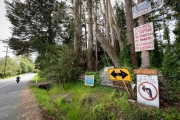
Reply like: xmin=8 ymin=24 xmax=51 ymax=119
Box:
xmin=30 ymin=74 xmax=180 ymax=120
xmin=0 ymin=56 xmax=35 ymax=78
xmin=2 ymin=0 xmax=180 ymax=119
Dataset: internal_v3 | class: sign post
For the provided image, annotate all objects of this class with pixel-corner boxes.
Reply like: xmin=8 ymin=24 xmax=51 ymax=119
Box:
xmin=108 ymin=68 xmax=135 ymax=99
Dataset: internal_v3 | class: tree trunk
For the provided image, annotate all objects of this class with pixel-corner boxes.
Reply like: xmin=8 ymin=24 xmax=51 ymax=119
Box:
xmin=137 ymin=0 xmax=150 ymax=68
xmin=74 ymin=0 xmax=82 ymax=53
xmin=110 ymin=2 xmax=124 ymax=53
xmin=105 ymin=0 xmax=110 ymax=44
xmin=108 ymin=0 xmax=116 ymax=50
xmin=95 ymin=0 xmax=98 ymax=71
xmin=125 ymin=0 xmax=138 ymax=67
xmin=87 ymin=0 xmax=94 ymax=71
xmin=95 ymin=15 xmax=120 ymax=67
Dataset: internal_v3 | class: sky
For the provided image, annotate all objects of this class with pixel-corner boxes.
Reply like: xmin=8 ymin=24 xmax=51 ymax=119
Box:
xmin=0 ymin=0 xmax=14 ymax=58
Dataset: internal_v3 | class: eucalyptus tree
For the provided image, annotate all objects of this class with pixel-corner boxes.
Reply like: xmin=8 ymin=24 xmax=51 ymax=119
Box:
xmin=87 ymin=0 xmax=94 ymax=71
xmin=94 ymin=0 xmax=128 ymax=67
xmin=74 ymin=0 xmax=82 ymax=53
xmin=124 ymin=0 xmax=138 ymax=67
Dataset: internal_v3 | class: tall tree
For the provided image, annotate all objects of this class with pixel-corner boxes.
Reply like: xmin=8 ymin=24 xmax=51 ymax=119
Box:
xmin=94 ymin=15 xmax=120 ymax=67
xmin=5 ymin=0 xmax=60 ymax=55
xmin=87 ymin=0 xmax=94 ymax=71
xmin=124 ymin=0 xmax=138 ymax=67
xmin=137 ymin=0 xmax=150 ymax=68
xmin=74 ymin=0 xmax=82 ymax=53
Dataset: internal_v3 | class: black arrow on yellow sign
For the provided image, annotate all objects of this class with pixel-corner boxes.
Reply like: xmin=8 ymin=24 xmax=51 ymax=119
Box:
xmin=111 ymin=70 xmax=128 ymax=79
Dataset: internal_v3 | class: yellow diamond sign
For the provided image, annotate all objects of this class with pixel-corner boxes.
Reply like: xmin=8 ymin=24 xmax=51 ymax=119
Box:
xmin=108 ymin=68 xmax=132 ymax=82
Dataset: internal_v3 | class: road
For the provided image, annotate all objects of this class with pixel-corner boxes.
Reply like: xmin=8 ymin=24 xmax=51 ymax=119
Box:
xmin=0 ymin=73 xmax=36 ymax=120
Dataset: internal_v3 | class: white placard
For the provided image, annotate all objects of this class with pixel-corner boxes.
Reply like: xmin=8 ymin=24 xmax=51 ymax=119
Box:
xmin=132 ymin=1 xmax=152 ymax=19
xmin=137 ymin=74 xmax=159 ymax=108
xmin=134 ymin=22 xmax=154 ymax=52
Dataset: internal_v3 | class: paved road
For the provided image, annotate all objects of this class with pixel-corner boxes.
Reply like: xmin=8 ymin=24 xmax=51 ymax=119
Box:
xmin=0 ymin=73 xmax=36 ymax=120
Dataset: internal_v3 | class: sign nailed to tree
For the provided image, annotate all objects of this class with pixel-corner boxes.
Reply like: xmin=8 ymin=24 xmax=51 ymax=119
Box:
xmin=132 ymin=1 xmax=152 ymax=19
xmin=133 ymin=22 xmax=154 ymax=52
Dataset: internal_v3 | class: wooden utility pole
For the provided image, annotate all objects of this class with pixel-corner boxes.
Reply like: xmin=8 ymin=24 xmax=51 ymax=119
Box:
xmin=137 ymin=0 xmax=150 ymax=69
xmin=3 ymin=46 xmax=8 ymax=76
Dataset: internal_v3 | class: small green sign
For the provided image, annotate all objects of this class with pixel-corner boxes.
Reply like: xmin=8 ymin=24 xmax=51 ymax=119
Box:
xmin=85 ymin=75 xmax=94 ymax=86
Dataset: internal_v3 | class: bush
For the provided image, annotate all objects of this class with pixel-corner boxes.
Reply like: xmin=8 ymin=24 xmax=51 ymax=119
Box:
xmin=92 ymin=103 xmax=107 ymax=120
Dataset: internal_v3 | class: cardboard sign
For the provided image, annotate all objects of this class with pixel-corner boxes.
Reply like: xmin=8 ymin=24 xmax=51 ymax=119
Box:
xmin=134 ymin=22 xmax=154 ymax=52
xmin=134 ymin=69 xmax=157 ymax=75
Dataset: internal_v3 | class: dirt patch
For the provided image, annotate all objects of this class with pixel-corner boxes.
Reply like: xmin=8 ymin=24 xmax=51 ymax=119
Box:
xmin=19 ymin=84 xmax=46 ymax=120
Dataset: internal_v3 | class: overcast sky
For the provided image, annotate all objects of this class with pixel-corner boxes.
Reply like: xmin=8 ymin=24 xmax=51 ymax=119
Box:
xmin=0 ymin=0 xmax=14 ymax=58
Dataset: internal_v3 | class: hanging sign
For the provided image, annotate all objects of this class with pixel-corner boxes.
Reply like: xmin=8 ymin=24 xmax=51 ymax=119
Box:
xmin=134 ymin=22 xmax=154 ymax=52
xmin=132 ymin=1 xmax=152 ymax=19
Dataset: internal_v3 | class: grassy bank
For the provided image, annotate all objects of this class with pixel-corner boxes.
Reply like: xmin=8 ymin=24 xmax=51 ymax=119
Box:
xmin=30 ymin=77 xmax=180 ymax=120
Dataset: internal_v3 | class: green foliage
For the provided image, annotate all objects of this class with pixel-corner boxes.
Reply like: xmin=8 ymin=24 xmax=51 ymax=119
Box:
xmin=153 ymin=108 xmax=180 ymax=120
xmin=150 ymin=38 xmax=163 ymax=68
xmin=0 ymin=56 xmax=34 ymax=77
xmin=31 ymin=74 xmax=180 ymax=120
xmin=49 ymin=85 xmax=60 ymax=96
xmin=117 ymin=92 xmax=130 ymax=112
xmin=20 ymin=61 xmax=27 ymax=73
xmin=100 ymin=52 xmax=114 ymax=67
xmin=31 ymin=86 xmax=55 ymax=114
xmin=109 ymin=89 xmax=119 ymax=100
xmin=119 ymin=43 xmax=132 ymax=67
xmin=54 ymin=97 xmax=66 ymax=108
xmin=162 ymin=51 xmax=176 ymax=77
xmin=162 ymin=15 xmax=180 ymax=80
xmin=36 ymin=45 xmax=85 ymax=87
xmin=31 ymin=75 xmax=46 ymax=83
xmin=163 ymin=24 xmax=171 ymax=51
xmin=5 ymin=0 xmax=60 ymax=55
xmin=92 ymin=103 xmax=107 ymax=120
xmin=94 ymin=70 xmax=102 ymax=86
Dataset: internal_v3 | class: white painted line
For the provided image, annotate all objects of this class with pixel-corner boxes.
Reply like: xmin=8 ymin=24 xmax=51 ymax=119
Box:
xmin=0 ymin=81 xmax=14 ymax=89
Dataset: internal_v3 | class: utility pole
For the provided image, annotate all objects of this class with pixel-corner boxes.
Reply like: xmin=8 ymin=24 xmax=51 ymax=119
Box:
xmin=3 ymin=46 xmax=8 ymax=77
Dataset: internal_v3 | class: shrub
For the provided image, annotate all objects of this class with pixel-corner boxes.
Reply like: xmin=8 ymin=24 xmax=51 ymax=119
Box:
xmin=92 ymin=103 xmax=107 ymax=120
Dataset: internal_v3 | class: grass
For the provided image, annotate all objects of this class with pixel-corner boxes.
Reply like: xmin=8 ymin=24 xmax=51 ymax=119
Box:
xmin=30 ymin=78 xmax=180 ymax=120
xmin=31 ymin=75 xmax=46 ymax=83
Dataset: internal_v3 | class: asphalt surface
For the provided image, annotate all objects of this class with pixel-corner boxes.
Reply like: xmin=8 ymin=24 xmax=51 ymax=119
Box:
xmin=0 ymin=73 xmax=37 ymax=120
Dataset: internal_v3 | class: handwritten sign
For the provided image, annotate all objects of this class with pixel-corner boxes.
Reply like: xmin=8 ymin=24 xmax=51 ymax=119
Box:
xmin=134 ymin=22 xmax=154 ymax=52
xmin=132 ymin=1 xmax=152 ymax=19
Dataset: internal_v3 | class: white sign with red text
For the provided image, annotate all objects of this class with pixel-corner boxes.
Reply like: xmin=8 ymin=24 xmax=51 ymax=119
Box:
xmin=134 ymin=22 xmax=154 ymax=52
xmin=132 ymin=1 xmax=152 ymax=19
